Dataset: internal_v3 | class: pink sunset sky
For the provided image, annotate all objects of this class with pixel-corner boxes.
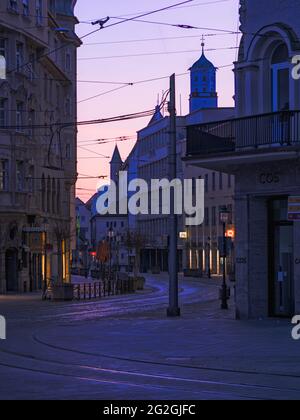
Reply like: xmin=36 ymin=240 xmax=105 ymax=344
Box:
xmin=75 ymin=0 xmax=240 ymax=201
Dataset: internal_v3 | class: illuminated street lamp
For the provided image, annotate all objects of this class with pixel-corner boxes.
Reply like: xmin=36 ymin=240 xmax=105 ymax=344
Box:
xmin=219 ymin=207 xmax=230 ymax=310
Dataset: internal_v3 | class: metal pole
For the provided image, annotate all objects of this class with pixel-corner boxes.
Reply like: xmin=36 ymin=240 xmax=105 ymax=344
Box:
xmin=167 ymin=73 xmax=180 ymax=317
xmin=221 ymin=222 xmax=228 ymax=310
xmin=42 ymin=230 xmax=48 ymax=300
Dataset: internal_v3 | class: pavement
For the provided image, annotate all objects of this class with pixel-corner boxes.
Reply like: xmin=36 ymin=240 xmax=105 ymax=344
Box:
xmin=0 ymin=274 xmax=299 ymax=400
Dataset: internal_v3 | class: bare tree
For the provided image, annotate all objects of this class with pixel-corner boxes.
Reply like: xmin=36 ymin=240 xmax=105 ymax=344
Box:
xmin=125 ymin=230 xmax=146 ymax=277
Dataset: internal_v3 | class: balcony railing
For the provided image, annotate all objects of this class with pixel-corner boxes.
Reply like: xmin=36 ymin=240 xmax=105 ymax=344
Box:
xmin=186 ymin=110 xmax=300 ymax=156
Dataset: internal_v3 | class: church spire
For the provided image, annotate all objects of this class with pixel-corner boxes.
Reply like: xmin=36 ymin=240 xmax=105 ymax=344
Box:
xmin=201 ymin=35 xmax=205 ymax=55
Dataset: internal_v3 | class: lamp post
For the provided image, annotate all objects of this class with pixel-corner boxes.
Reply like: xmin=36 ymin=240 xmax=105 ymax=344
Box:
xmin=42 ymin=218 xmax=49 ymax=300
xmin=108 ymin=226 xmax=114 ymax=280
xmin=206 ymin=237 xmax=211 ymax=279
xmin=220 ymin=207 xmax=230 ymax=310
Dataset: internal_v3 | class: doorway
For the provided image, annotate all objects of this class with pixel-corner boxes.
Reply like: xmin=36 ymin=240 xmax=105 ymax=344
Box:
xmin=5 ymin=249 xmax=19 ymax=292
xmin=269 ymin=199 xmax=294 ymax=317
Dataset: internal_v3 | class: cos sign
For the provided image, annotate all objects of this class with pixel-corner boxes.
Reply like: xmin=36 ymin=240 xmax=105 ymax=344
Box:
xmin=259 ymin=173 xmax=280 ymax=185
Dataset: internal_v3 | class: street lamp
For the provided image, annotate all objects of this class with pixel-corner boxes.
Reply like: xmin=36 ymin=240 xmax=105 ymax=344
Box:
xmin=219 ymin=207 xmax=230 ymax=310
xmin=108 ymin=226 xmax=114 ymax=279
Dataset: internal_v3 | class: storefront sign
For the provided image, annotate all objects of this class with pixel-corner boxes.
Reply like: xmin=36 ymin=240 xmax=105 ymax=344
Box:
xmin=288 ymin=196 xmax=300 ymax=221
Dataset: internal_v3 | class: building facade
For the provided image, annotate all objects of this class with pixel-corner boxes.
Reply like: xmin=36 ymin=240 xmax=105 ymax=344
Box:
xmin=136 ymin=107 xmax=187 ymax=272
xmin=124 ymin=46 xmax=235 ymax=275
xmin=89 ymin=146 xmax=129 ymax=272
xmin=186 ymin=0 xmax=300 ymax=318
xmin=0 ymin=0 xmax=80 ymax=293
xmin=73 ymin=197 xmax=91 ymax=274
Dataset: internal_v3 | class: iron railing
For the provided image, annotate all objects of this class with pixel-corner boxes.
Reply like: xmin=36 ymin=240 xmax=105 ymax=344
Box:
xmin=73 ymin=278 xmax=135 ymax=300
xmin=186 ymin=110 xmax=300 ymax=156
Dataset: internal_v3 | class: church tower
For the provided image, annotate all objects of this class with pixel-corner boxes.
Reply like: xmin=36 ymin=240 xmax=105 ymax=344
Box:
xmin=110 ymin=145 xmax=123 ymax=185
xmin=189 ymin=38 xmax=218 ymax=113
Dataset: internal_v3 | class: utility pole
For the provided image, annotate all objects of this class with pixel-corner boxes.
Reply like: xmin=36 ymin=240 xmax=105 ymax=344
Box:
xmin=167 ymin=74 xmax=180 ymax=317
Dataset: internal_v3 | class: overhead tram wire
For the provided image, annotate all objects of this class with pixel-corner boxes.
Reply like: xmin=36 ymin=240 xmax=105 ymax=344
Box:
xmin=1 ymin=108 xmax=157 ymax=130
xmin=80 ymin=0 xmax=234 ymax=23
xmin=4 ymin=0 xmax=195 ymax=77
xmin=110 ymin=15 xmax=235 ymax=33
xmin=78 ymin=46 xmax=239 ymax=62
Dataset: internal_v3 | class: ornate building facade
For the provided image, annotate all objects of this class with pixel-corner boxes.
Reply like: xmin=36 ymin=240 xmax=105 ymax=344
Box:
xmin=0 ymin=0 xmax=81 ymax=293
xmin=186 ymin=0 xmax=300 ymax=318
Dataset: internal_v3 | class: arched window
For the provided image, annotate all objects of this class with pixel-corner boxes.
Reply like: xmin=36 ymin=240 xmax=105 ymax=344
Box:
xmin=57 ymin=180 xmax=60 ymax=214
xmin=52 ymin=178 xmax=56 ymax=214
xmin=41 ymin=174 xmax=45 ymax=211
xmin=47 ymin=176 xmax=51 ymax=213
xmin=271 ymin=44 xmax=289 ymax=65
xmin=271 ymin=43 xmax=290 ymax=111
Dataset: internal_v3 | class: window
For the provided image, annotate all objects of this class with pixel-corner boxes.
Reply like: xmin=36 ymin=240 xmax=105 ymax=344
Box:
xmin=47 ymin=176 xmax=51 ymax=212
xmin=41 ymin=174 xmax=45 ymax=211
xmin=44 ymin=74 xmax=48 ymax=100
xmin=9 ymin=0 xmax=18 ymax=13
xmin=219 ymin=172 xmax=223 ymax=190
xmin=271 ymin=44 xmax=290 ymax=112
xmin=205 ymin=174 xmax=209 ymax=193
xmin=23 ymin=0 xmax=29 ymax=16
xmin=192 ymin=177 xmax=196 ymax=197
xmin=65 ymin=97 xmax=71 ymax=117
xmin=227 ymin=204 xmax=233 ymax=224
xmin=57 ymin=180 xmax=60 ymax=213
xmin=28 ymin=109 xmax=35 ymax=136
xmin=49 ymin=0 xmax=56 ymax=14
xmin=212 ymin=172 xmax=216 ymax=191
xmin=0 ymin=159 xmax=9 ymax=191
xmin=16 ymin=43 xmax=24 ymax=72
xmin=65 ymin=50 xmax=71 ymax=72
xmin=0 ymin=37 xmax=7 ymax=59
xmin=16 ymin=161 xmax=24 ymax=191
xmin=212 ymin=206 xmax=216 ymax=226
xmin=52 ymin=179 xmax=56 ymax=213
xmin=228 ymin=174 xmax=232 ymax=188
xmin=16 ymin=102 xmax=23 ymax=131
xmin=66 ymin=144 xmax=71 ymax=159
xmin=205 ymin=207 xmax=209 ymax=226
xmin=28 ymin=166 xmax=34 ymax=193
xmin=36 ymin=0 xmax=43 ymax=25
xmin=28 ymin=53 xmax=35 ymax=81
xmin=0 ymin=99 xmax=7 ymax=127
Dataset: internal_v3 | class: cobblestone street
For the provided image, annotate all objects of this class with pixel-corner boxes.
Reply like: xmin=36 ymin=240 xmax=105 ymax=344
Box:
xmin=0 ymin=275 xmax=299 ymax=400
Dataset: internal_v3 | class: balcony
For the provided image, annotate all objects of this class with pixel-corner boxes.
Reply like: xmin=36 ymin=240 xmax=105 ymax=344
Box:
xmin=186 ymin=110 xmax=300 ymax=158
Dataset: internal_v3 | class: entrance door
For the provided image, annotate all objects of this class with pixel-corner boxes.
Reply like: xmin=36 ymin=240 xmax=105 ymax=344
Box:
xmin=269 ymin=199 xmax=294 ymax=317
xmin=5 ymin=249 xmax=19 ymax=292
